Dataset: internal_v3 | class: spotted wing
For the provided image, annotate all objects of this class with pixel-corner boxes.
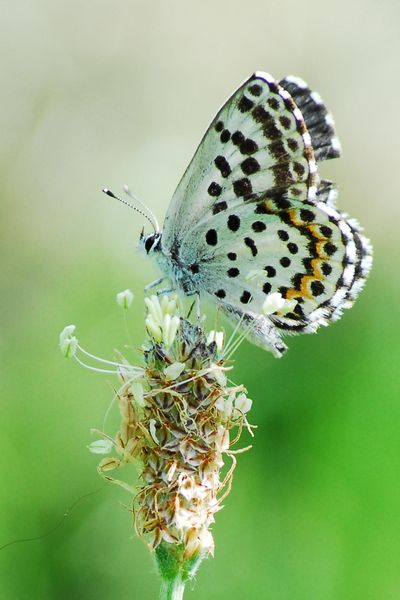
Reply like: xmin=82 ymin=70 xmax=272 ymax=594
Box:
xmin=279 ymin=76 xmax=341 ymax=162
xmin=160 ymin=71 xmax=371 ymax=356
xmin=177 ymin=195 xmax=372 ymax=356
xmin=162 ymin=71 xmax=319 ymax=253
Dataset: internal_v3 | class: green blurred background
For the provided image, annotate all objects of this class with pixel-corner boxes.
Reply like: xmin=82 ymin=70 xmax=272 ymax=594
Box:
xmin=1 ymin=1 xmax=399 ymax=598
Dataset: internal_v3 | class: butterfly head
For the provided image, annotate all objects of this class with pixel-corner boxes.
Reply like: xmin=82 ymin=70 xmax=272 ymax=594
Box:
xmin=140 ymin=229 xmax=162 ymax=255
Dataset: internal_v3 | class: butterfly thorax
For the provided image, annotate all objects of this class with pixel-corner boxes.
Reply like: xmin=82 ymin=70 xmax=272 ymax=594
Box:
xmin=138 ymin=230 xmax=201 ymax=295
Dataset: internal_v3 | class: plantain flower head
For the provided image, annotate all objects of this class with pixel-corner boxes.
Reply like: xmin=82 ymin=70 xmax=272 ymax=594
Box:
xmin=60 ymin=292 xmax=254 ymax=590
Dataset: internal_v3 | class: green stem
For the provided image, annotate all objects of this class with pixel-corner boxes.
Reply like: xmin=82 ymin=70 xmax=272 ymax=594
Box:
xmin=160 ymin=576 xmax=185 ymax=600
xmin=155 ymin=542 xmax=205 ymax=600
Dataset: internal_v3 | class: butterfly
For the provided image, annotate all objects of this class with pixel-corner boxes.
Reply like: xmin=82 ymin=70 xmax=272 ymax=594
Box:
xmin=107 ymin=71 xmax=372 ymax=357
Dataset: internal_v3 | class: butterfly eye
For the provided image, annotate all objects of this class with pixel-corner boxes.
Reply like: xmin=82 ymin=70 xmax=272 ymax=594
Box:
xmin=145 ymin=235 xmax=156 ymax=254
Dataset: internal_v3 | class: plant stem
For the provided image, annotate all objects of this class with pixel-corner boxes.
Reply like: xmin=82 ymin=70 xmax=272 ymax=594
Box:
xmin=156 ymin=541 xmax=205 ymax=600
xmin=160 ymin=576 xmax=185 ymax=600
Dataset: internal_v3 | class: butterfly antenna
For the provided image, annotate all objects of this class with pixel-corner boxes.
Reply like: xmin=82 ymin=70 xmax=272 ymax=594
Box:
xmin=102 ymin=188 xmax=157 ymax=233
xmin=123 ymin=185 xmax=160 ymax=234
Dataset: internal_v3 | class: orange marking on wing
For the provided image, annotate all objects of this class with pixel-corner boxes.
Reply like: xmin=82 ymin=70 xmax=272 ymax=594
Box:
xmin=307 ymin=224 xmax=327 ymax=241
xmin=262 ymin=200 xmax=274 ymax=213
xmin=296 ymin=252 xmax=326 ymax=301
xmin=282 ymin=216 xmax=329 ymax=304
xmin=264 ymin=206 xmax=333 ymax=310
xmin=286 ymin=288 xmax=308 ymax=301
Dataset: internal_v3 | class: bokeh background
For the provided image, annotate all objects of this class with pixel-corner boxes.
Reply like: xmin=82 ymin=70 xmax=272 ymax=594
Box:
xmin=1 ymin=1 xmax=399 ymax=598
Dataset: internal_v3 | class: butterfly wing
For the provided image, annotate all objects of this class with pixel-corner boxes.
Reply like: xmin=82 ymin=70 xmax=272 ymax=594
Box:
xmin=160 ymin=71 xmax=372 ymax=356
xmin=162 ymin=72 xmax=319 ymax=253
xmin=178 ymin=194 xmax=371 ymax=354
xmin=278 ymin=75 xmax=342 ymax=162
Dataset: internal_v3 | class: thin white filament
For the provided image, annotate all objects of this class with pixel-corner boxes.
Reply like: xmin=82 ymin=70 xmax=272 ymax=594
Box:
xmin=77 ymin=344 xmax=142 ymax=371
xmin=124 ymin=185 xmax=160 ymax=234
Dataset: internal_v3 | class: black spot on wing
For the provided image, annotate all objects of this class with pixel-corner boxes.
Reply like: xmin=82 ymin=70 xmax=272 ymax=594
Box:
xmin=244 ymin=237 xmax=258 ymax=257
xmin=310 ymin=280 xmax=325 ymax=296
xmin=267 ymin=96 xmax=280 ymax=110
xmin=324 ymin=242 xmax=337 ymax=256
xmin=302 ymin=257 xmax=313 ymax=273
xmin=205 ymin=229 xmax=218 ymax=246
xmin=293 ymin=162 xmax=306 ymax=176
xmin=255 ymin=202 xmax=270 ymax=215
xmin=231 ymin=131 xmax=245 ymax=146
xmin=268 ymin=139 xmax=286 ymax=159
xmin=252 ymin=105 xmax=282 ymax=139
xmin=271 ymin=164 xmax=291 ymax=188
xmin=252 ymin=221 xmax=266 ymax=232
xmin=240 ymin=138 xmax=258 ymax=155
xmin=279 ymin=115 xmax=292 ymax=129
xmin=274 ymin=197 xmax=292 ymax=210
xmin=238 ymin=95 xmax=254 ymax=112
xmin=320 ymin=225 xmax=333 ymax=238
xmin=212 ymin=201 xmax=227 ymax=215
xmin=287 ymin=138 xmax=299 ymax=152
xmin=280 ymin=257 xmax=291 ymax=268
xmin=214 ymin=156 xmax=231 ymax=178
xmin=264 ymin=265 xmax=276 ymax=277
xmin=241 ymin=157 xmax=260 ymax=175
xmin=291 ymin=273 xmax=303 ymax=290
xmin=321 ymin=262 xmax=332 ymax=275
xmin=240 ymin=290 xmax=252 ymax=304
xmin=248 ymin=83 xmax=263 ymax=96
xmin=220 ymin=129 xmax=231 ymax=143
xmin=278 ymin=229 xmax=289 ymax=241
xmin=279 ymin=286 xmax=289 ymax=298
xmin=300 ymin=209 xmax=316 ymax=222
xmin=233 ymin=178 xmax=252 ymax=197
xmin=263 ymin=282 xmax=272 ymax=294
xmin=227 ymin=214 xmax=241 ymax=232
xmin=208 ymin=182 xmax=222 ymax=197
xmin=227 ymin=268 xmax=240 ymax=278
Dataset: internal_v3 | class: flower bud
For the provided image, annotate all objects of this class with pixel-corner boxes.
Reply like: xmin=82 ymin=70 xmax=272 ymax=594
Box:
xmin=88 ymin=439 xmax=114 ymax=454
xmin=116 ymin=289 xmax=134 ymax=309
xmin=164 ymin=362 xmax=186 ymax=381
xmin=210 ymin=363 xmax=227 ymax=386
xmin=234 ymin=392 xmax=252 ymax=414
xmin=131 ymin=381 xmax=146 ymax=407
xmin=59 ymin=324 xmax=78 ymax=358
xmin=145 ymin=315 xmax=162 ymax=342
xmin=97 ymin=457 xmax=121 ymax=472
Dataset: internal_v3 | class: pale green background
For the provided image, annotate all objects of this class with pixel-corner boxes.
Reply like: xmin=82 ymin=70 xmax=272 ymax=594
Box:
xmin=1 ymin=1 xmax=399 ymax=599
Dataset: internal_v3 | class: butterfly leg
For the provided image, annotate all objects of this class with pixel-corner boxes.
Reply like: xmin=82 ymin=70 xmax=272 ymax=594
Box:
xmin=185 ymin=291 xmax=202 ymax=321
xmin=195 ymin=293 xmax=201 ymax=321
xmin=144 ymin=278 xmax=165 ymax=294
xmin=156 ymin=287 xmax=174 ymax=297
